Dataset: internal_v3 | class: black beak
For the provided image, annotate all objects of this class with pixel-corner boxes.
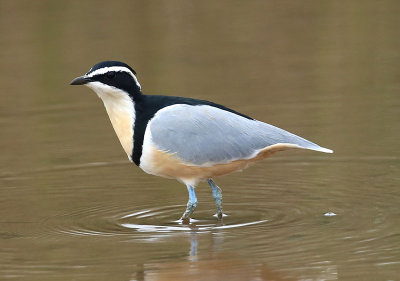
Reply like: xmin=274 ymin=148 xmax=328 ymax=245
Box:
xmin=70 ymin=76 xmax=91 ymax=85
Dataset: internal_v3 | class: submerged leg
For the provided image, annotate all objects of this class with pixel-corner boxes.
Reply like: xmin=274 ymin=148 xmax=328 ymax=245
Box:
xmin=181 ymin=184 xmax=198 ymax=223
xmin=207 ymin=179 xmax=223 ymax=219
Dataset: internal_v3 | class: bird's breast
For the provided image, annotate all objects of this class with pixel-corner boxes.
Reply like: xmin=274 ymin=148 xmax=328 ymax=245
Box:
xmin=99 ymin=92 xmax=135 ymax=160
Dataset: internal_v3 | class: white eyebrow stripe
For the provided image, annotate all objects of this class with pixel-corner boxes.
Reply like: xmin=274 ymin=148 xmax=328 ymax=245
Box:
xmin=86 ymin=66 xmax=141 ymax=89
xmin=87 ymin=66 xmax=134 ymax=77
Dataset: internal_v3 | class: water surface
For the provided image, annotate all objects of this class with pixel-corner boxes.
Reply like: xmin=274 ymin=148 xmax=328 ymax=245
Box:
xmin=0 ymin=1 xmax=399 ymax=280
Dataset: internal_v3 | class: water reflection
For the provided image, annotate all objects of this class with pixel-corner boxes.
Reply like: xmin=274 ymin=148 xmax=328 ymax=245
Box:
xmin=129 ymin=231 xmax=295 ymax=281
xmin=129 ymin=231 xmax=340 ymax=281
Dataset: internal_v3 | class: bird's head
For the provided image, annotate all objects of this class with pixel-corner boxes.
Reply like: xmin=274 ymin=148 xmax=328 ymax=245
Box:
xmin=70 ymin=61 xmax=142 ymax=100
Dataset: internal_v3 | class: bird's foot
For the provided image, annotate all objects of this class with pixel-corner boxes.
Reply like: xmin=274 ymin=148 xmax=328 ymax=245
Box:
xmin=180 ymin=201 xmax=197 ymax=224
xmin=181 ymin=217 xmax=191 ymax=225
xmin=215 ymin=204 xmax=223 ymax=220
xmin=208 ymin=179 xmax=224 ymax=221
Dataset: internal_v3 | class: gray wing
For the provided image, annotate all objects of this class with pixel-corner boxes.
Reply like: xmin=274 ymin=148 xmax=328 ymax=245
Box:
xmin=149 ymin=104 xmax=332 ymax=165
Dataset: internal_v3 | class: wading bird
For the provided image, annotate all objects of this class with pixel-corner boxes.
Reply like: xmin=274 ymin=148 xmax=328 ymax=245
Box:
xmin=70 ymin=61 xmax=333 ymax=223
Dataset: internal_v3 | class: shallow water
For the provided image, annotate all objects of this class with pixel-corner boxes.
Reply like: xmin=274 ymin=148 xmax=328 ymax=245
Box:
xmin=1 ymin=1 xmax=399 ymax=280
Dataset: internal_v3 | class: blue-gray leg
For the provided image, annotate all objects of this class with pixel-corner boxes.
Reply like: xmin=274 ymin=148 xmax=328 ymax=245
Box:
xmin=208 ymin=179 xmax=223 ymax=219
xmin=181 ymin=184 xmax=198 ymax=223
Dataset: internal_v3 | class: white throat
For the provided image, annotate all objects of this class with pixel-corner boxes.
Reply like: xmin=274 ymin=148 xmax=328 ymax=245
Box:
xmin=86 ymin=82 xmax=135 ymax=161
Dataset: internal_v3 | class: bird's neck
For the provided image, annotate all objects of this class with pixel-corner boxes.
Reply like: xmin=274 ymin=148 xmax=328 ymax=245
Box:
xmin=97 ymin=90 xmax=136 ymax=161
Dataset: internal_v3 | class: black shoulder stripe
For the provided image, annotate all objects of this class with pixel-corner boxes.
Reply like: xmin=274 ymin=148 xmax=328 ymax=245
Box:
xmin=131 ymin=95 xmax=253 ymax=166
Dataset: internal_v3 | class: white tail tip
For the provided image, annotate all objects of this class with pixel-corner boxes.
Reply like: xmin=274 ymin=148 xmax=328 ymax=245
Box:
xmin=317 ymin=147 xmax=334 ymax=153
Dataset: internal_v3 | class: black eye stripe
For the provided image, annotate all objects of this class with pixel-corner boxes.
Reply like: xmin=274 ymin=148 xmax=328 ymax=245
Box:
xmin=106 ymin=71 xmax=116 ymax=79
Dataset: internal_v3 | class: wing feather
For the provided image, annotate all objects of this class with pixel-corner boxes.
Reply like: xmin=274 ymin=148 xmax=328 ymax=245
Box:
xmin=148 ymin=104 xmax=332 ymax=166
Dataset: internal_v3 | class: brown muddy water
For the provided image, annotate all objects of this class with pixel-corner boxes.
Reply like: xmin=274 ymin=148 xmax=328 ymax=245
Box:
xmin=1 ymin=1 xmax=399 ymax=280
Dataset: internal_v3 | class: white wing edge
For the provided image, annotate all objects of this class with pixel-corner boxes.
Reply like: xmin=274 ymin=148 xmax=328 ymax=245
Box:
xmin=268 ymin=143 xmax=334 ymax=154
xmin=186 ymin=143 xmax=333 ymax=168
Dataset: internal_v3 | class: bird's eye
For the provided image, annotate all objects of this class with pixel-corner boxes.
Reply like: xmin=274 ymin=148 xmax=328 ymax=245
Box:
xmin=106 ymin=71 xmax=116 ymax=79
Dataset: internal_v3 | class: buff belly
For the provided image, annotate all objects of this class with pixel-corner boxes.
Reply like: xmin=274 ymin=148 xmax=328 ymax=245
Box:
xmin=139 ymin=142 xmax=298 ymax=186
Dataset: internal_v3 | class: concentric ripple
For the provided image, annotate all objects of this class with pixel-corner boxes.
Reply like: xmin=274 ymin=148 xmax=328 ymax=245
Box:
xmin=38 ymin=182 xmax=340 ymax=239
xmin=120 ymin=206 xmax=268 ymax=232
xmin=40 ymin=203 xmax=272 ymax=238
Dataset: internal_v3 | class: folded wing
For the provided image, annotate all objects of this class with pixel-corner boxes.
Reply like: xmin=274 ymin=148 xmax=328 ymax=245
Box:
xmin=148 ymin=104 xmax=332 ymax=166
